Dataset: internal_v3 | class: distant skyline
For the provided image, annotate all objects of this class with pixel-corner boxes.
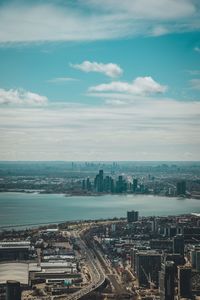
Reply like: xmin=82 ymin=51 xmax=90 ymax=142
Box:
xmin=0 ymin=0 xmax=200 ymax=161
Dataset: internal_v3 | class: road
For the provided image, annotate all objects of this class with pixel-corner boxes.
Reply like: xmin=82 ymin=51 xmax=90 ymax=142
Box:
xmin=84 ymin=234 xmax=127 ymax=295
xmin=62 ymin=233 xmax=106 ymax=300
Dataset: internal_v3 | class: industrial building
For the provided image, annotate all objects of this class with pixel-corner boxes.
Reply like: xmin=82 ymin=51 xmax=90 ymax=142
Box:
xmin=0 ymin=241 xmax=30 ymax=261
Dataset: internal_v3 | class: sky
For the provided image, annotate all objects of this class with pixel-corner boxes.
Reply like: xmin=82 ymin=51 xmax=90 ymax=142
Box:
xmin=0 ymin=0 xmax=200 ymax=161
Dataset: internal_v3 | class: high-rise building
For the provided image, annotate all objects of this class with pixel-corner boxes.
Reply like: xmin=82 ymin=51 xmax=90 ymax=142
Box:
xmin=82 ymin=179 xmax=86 ymax=190
xmin=86 ymin=177 xmax=91 ymax=191
xmin=94 ymin=170 xmax=104 ymax=193
xmin=176 ymin=180 xmax=186 ymax=196
xmin=135 ymin=252 xmax=161 ymax=288
xmin=6 ymin=280 xmax=21 ymax=300
xmin=133 ymin=179 xmax=138 ymax=192
xmin=116 ymin=175 xmax=127 ymax=193
xmin=127 ymin=210 xmax=139 ymax=223
xmin=177 ymin=266 xmax=192 ymax=299
xmin=159 ymin=261 xmax=175 ymax=300
xmin=173 ymin=235 xmax=184 ymax=257
xmin=98 ymin=169 xmax=104 ymax=192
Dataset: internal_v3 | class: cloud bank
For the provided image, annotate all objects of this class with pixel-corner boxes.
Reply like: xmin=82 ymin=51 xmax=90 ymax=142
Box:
xmin=0 ymin=0 xmax=199 ymax=45
xmin=0 ymin=99 xmax=199 ymax=161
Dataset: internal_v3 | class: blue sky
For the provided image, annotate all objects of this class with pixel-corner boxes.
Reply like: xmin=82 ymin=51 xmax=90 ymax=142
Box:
xmin=0 ymin=0 xmax=200 ymax=161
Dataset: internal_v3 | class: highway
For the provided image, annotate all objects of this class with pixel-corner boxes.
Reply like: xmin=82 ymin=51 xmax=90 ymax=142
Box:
xmin=84 ymin=233 xmax=127 ymax=296
xmin=62 ymin=233 xmax=106 ymax=300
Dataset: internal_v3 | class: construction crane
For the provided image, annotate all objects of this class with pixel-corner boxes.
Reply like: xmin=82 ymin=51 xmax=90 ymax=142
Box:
xmin=141 ymin=265 xmax=156 ymax=290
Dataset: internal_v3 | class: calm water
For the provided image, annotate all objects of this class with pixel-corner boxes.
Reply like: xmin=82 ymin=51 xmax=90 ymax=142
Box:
xmin=0 ymin=193 xmax=199 ymax=228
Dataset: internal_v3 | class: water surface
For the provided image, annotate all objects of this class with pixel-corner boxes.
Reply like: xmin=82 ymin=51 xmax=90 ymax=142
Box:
xmin=0 ymin=193 xmax=199 ymax=227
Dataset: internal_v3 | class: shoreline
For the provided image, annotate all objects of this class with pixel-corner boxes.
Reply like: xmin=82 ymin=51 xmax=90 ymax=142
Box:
xmin=0 ymin=189 xmax=195 ymax=199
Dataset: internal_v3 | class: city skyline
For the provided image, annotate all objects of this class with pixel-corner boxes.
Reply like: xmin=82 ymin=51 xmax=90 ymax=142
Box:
xmin=0 ymin=0 xmax=200 ymax=161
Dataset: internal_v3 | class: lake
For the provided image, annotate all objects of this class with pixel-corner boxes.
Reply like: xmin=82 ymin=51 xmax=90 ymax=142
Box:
xmin=0 ymin=192 xmax=199 ymax=228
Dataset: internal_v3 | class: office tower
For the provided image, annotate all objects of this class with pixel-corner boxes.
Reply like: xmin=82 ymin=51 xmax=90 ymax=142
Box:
xmin=104 ymin=176 xmax=112 ymax=192
xmin=110 ymin=178 xmax=115 ymax=193
xmin=94 ymin=170 xmax=104 ymax=193
xmin=135 ymin=252 xmax=161 ymax=288
xmin=133 ymin=179 xmax=138 ymax=192
xmin=82 ymin=179 xmax=86 ymax=190
xmin=159 ymin=261 xmax=175 ymax=300
xmin=173 ymin=235 xmax=184 ymax=257
xmin=98 ymin=169 xmax=104 ymax=192
xmin=176 ymin=180 xmax=186 ymax=196
xmin=127 ymin=210 xmax=139 ymax=223
xmin=178 ymin=266 xmax=192 ymax=299
xmin=86 ymin=177 xmax=91 ymax=191
xmin=6 ymin=281 xmax=21 ymax=300
xmin=116 ymin=175 xmax=127 ymax=193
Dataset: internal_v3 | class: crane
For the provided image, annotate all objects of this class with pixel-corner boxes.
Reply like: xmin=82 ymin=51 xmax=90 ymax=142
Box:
xmin=141 ymin=265 xmax=156 ymax=290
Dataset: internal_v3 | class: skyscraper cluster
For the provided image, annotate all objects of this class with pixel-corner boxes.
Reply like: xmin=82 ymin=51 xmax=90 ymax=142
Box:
xmin=82 ymin=170 xmax=141 ymax=194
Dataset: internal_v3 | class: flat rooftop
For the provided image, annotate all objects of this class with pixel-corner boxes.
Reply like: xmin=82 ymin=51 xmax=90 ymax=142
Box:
xmin=0 ymin=263 xmax=29 ymax=285
xmin=0 ymin=241 xmax=30 ymax=249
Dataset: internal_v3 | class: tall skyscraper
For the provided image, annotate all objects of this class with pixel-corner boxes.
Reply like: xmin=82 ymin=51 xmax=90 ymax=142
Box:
xmin=127 ymin=210 xmax=139 ymax=223
xmin=116 ymin=175 xmax=127 ymax=193
xmin=159 ymin=261 xmax=175 ymax=300
xmin=133 ymin=178 xmax=138 ymax=192
xmin=176 ymin=180 xmax=186 ymax=196
xmin=98 ymin=169 xmax=104 ymax=192
xmin=94 ymin=170 xmax=104 ymax=193
xmin=177 ymin=266 xmax=192 ymax=299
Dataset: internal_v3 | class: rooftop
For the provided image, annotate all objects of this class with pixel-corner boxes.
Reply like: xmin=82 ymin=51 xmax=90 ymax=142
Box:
xmin=0 ymin=263 xmax=28 ymax=285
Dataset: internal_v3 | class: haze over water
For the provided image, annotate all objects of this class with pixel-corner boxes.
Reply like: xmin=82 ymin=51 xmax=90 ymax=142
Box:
xmin=0 ymin=193 xmax=199 ymax=228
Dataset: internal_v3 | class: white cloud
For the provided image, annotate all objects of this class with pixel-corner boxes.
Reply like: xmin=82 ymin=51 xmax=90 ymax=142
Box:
xmin=89 ymin=76 xmax=167 ymax=95
xmin=47 ymin=77 xmax=78 ymax=83
xmin=186 ymin=70 xmax=200 ymax=76
xmin=194 ymin=46 xmax=200 ymax=53
xmin=0 ymin=99 xmax=199 ymax=160
xmin=189 ymin=79 xmax=200 ymax=90
xmin=86 ymin=0 xmax=196 ymax=20
xmin=0 ymin=1 xmax=199 ymax=45
xmin=150 ymin=25 xmax=169 ymax=36
xmin=71 ymin=61 xmax=123 ymax=78
xmin=0 ymin=88 xmax=48 ymax=105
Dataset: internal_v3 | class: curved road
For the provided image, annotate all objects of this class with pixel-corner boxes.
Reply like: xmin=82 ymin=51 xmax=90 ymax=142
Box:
xmin=63 ymin=234 xmax=106 ymax=300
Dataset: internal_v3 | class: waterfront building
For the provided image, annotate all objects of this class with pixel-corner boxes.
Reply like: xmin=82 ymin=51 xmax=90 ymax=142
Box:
xmin=133 ymin=179 xmax=138 ymax=192
xmin=94 ymin=170 xmax=104 ymax=192
xmin=176 ymin=180 xmax=186 ymax=196
xmin=127 ymin=210 xmax=139 ymax=223
xmin=86 ymin=177 xmax=91 ymax=191
xmin=116 ymin=175 xmax=127 ymax=193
